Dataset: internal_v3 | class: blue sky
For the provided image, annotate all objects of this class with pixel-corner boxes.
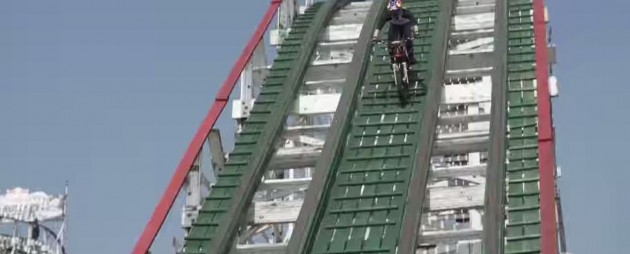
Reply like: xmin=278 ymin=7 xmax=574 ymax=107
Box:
xmin=0 ymin=0 xmax=627 ymax=253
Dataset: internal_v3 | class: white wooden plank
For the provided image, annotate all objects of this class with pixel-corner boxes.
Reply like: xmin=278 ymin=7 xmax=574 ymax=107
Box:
xmin=322 ymin=23 xmax=363 ymax=41
xmin=252 ymin=200 xmax=303 ymax=224
xmin=453 ymin=13 xmax=495 ymax=31
xmin=285 ymin=124 xmax=330 ymax=133
xmin=442 ymin=76 xmax=492 ymax=105
xmin=432 ymin=164 xmax=487 ymax=178
xmin=419 ymin=228 xmax=482 ymax=243
xmin=437 ymin=129 xmax=489 ymax=141
xmin=258 ymin=178 xmax=311 ymax=192
xmin=268 ymin=146 xmax=321 ymax=169
xmin=427 ymin=185 xmax=484 ymax=211
xmin=312 ymin=58 xmax=352 ymax=66
xmin=438 ymin=113 xmax=491 ymax=125
xmin=293 ymin=94 xmax=341 ymax=115
xmin=434 ymin=135 xmax=489 ymax=155
xmin=297 ymin=135 xmax=325 ymax=146
xmin=303 ymin=63 xmax=349 ymax=82
xmin=236 ymin=242 xmax=287 ymax=254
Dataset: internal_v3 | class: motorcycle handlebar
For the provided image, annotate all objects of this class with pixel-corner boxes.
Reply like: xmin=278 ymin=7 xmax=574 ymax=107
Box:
xmin=371 ymin=34 xmax=421 ymax=44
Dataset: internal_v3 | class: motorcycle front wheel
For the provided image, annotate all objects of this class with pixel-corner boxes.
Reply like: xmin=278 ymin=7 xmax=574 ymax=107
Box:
xmin=394 ymin=63 xmax=407 ymax=102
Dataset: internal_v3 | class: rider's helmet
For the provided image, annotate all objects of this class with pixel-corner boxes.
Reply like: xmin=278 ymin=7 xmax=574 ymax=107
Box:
xmin=387 ymin=0 xmax=403 ymax=11
xmin=387 ymin=0 xmax=403 ymax=18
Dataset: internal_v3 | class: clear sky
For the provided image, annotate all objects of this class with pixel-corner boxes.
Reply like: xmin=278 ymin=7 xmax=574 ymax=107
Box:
xmin=0 ymin=0 xmax=627 ymax=253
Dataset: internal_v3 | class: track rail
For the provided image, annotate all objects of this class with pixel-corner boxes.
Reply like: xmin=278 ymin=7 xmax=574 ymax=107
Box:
xmin=483 ymin=0 xmax=508 ymax=251
xmin=131 ymin=1 xmax=282 ymax=253
xmin=397 ymin=0 xmax=453 ymax=251
xmin=286 ymin=0 xmax=389 ymax=252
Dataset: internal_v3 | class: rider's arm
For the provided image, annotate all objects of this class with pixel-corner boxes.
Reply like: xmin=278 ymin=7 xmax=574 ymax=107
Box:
xmin=403 ymin=9 xmax=420 ymax=35
xmin=402 ymin=9 xmax=417 ymax=25
xmin=373 ymin=13 xmax=392 ymax=39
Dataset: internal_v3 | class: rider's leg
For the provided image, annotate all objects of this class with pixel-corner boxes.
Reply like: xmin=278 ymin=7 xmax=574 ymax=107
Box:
xmin=387 ymin=25 xmax=399 ymax=63
xmin=403 ymin=23 xmax=417 ymax=65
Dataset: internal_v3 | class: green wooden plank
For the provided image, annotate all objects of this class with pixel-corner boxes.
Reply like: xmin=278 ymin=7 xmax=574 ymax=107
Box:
xmin=503 ymin=0 xmax=545 ymax=253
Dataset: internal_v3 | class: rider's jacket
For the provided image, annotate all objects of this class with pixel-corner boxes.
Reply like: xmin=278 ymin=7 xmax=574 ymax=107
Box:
xmin=377 ymin=8 xmax=418 ymax=28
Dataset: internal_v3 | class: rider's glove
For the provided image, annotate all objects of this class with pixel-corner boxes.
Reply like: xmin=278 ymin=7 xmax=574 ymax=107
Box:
xmin=413 ymin=25 xmax=419 ymax=35
xmin=373 ymin=29 xmax=380 ymax=40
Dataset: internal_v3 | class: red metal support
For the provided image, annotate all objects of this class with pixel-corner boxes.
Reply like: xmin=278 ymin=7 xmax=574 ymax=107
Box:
xmin=131 ymin=1 xmax=282 ymax=253
xmin=532 ymin=0 xmax=559 ymax=253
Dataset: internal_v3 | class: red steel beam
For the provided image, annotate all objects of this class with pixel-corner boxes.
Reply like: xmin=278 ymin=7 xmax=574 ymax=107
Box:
xmin=131 ymin=1 xmax=282 ymax=253
xmin=532 ymin=0 xmax=559 ymax=253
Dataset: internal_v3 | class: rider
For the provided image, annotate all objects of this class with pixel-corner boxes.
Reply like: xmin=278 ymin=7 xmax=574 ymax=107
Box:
xmin=374 ymin=0 xmax=419 ymax=65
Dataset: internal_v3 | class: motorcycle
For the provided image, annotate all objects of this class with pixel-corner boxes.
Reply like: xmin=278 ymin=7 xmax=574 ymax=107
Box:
xmin=372 ymin=35 xmax=418 ymax=101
